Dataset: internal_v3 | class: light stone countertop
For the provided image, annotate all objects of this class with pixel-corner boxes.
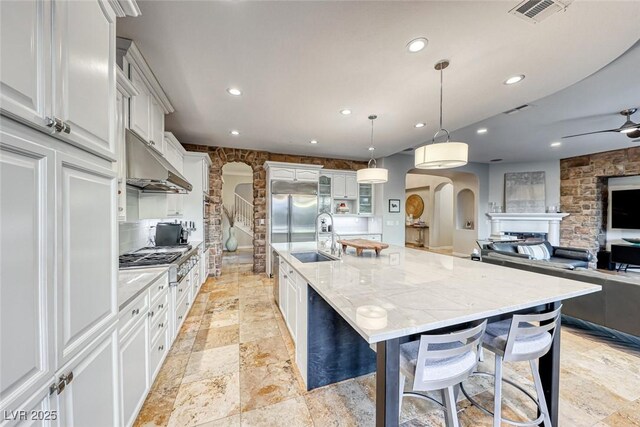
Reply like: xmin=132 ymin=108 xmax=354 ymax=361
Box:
xmin=118 ymin=267 xmax=169 ymax=311
xmin=318 ymin=231 xmax=382 ymax=236
xmin=271 ymin=242 xmax=601 ymax=344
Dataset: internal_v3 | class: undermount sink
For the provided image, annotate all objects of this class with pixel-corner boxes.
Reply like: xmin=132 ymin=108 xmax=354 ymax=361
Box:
xmin=291 ymin=251 xmax=337 ymax=263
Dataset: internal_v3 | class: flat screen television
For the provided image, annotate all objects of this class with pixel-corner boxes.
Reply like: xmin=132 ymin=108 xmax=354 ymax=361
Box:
xmin=611 ymin=189 xmax=640 ymax=229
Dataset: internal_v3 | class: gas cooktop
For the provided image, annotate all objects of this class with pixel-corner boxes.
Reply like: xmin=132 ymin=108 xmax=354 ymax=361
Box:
xmin=119 ymin=252 xmax=181 ymax=268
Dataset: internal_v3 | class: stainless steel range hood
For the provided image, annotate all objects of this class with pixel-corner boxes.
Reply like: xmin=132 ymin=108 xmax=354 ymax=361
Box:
xmin=126 ymin=130 xmax=192 ymax=193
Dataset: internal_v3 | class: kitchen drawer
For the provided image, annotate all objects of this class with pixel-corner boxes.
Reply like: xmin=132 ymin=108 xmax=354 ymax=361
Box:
xmin=119 ymin=292 xmax=149 ymax=338
xmin=149 ymin=272 xmax=169 ymax=303
xmin=150 ymin=307 xmax=168 ymax=345
xmin=174 ymin=275 xmax=189 ymax=301
xmin=149 ymin=321 xmax=169 ymax=382
xmin=151 ymin=291 xmax=169 ymax=315
xmin=175 ymin=293 xmax=190 ymax=333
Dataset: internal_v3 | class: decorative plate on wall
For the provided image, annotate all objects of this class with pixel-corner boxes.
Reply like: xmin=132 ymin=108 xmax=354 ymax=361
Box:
xmin=406 ymin=194 xmax=425 ymax=218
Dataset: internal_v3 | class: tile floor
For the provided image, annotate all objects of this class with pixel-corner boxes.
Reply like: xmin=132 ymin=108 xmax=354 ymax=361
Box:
xmin=134 ymin=257 xmax=640 ymax=427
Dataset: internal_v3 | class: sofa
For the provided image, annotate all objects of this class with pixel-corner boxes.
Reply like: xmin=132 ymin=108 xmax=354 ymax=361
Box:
xmin=481 ymin=240 xmax=593 ymax=269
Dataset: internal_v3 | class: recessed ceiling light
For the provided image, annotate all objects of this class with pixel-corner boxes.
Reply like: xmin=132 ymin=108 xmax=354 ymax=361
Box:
xmin=477 ymin=128 xmax=488 ymax=134
xmin=407 ymin=37 xmax=428 ymax=53
xmin=309 ymin=140 xmax=318 ymax=144
xmin=230 ymin=130 xmax=240 ymax=136
xmin=550 ymin=141 xmax=562 ymax=147
xmin=227 ymin=88 xmax=242 ymax=96
xmin=340 ymin=109 xmax=352 ymax=115
xmin=504 ymin=75 xmax=525 ymax=85
xmin=490 ymin=158 xmax=503 ymax=162
xmin=414 ymin=122 xmax=426 ymax=128
xmin=368 ymin=146 xmax=375 ymax=151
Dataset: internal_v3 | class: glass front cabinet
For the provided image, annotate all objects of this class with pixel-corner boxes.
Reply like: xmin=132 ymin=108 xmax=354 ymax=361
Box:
xmin=358 ymin=183 xmax=373 ymax=215
xmin=318 ymin=174 xmax=332 ymax=214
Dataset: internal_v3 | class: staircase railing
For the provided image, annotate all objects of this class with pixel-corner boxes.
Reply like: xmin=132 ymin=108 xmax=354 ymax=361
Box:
xmin=234 ymin=193 xmax=254 ymax=234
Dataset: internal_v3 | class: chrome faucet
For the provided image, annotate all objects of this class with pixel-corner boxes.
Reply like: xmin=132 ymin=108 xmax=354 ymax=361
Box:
xmin=315 ymin=212 xmax=341 ymax=257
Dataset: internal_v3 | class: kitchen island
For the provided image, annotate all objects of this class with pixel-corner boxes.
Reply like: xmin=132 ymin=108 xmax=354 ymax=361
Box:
xmin=271 ymin=242 xmax=601 ymax=427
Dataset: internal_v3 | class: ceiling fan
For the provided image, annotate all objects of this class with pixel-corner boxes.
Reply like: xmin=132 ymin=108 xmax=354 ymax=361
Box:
xmin=562 ymin=108 xmax=640 ymax=140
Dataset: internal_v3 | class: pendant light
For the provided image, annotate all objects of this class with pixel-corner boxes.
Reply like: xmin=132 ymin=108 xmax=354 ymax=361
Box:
xmin=357 ymin=115 xmax=388 ymax=184
xmin=414 ymin=60 xmax=468 ymax=169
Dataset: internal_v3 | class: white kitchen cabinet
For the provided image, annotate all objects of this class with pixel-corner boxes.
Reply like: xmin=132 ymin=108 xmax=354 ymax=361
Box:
xmin=332 ymin=172 xmax=357 ymax=199
xmin=119 ymin=317 xmax=148 ymax=427
xmin=128 ymin=63 xmax=150 ymax=143
xmin=148 ymin=322 xmax=169 ymax=383
xmin=295 ymin=275 xmax=308 ymax=385
xmin=267 ymin=165 xmax=319 ymax=182
xmin=295 ymin=169 xmax=319 ymax=182
xmin=56 ymin=152 xmax=118 ymax=367
xmin=285 ymin=275 xmax=297 ymax=343
xmin=4 ymin=383 xmax=57 ymax=427
xmin=51 ymin=0 xmax=117 ymax=161
xmin=269 ymin=167 xmax=296 ymax=181
xmin=149 ymin=99 xmax=165 ymax=155
xmin=0 ymin=0 xmax=50 ymax=130
xmin=56 ymin=329 xmax=119 ymax=427
xmin=0 ymin=131 xmax=55 ymax=417
xmin=115 ymin=67 xmax=138 ymax=222
xmin=1 ymin=0 xmax=117 ymax=161
xmin=117 ymin=38 xmax=173 ymax=153
xmin=202 ymin=159 xmax=210 ymax=195
xmin=164 ymin=136 xmax=182 ymax=173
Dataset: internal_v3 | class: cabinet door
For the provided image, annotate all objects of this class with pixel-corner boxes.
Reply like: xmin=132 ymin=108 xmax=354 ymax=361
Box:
xmin=332 ymin=174 xmax=346 ymax=198
xmin=286 ymin=278 xmax=297 ymax=343
xmin=56 ymin=153 xmax=118 ymax=367
xmin=295 ymin=169 xmax=319 ymax=182
xmin=270 ymin=167 xmax=296 ymax=181
xmin=116 ymin=89 xmax=127 ymax=221
xmin=56 ymin=329 xmax=119 ymax=427
xmin=295 ymin=277 xmax=308 ymax=385
xmin=345 ymin=174 xmax=358 ymax=199
xmin=3 ymin=382 xmax=57 ymax=427
xmin=52 ymin=0 xmax=117 ymax=160
xmin=0 ymin=0 xmax=51 ymax=129
xmin=0 ymin=130 xmax=55 ymax=415
xmin=358 ymin=183 xmax=373 ymax=215
xmin=149 ymin=99 xmax=164 ymax=155
xmin=129 ymin=64 xmax=150 ymax=142
xmin=119 ymin=319 xmax=149 ymax=427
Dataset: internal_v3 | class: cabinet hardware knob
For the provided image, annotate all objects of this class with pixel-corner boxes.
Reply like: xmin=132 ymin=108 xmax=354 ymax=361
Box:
xmin=65 ymin=371 xmax=73 ymax=385
xmin=148 ymin=311 xmax=155 ymax=317
xmin=62 ymin=122 xmax=71 ymax=134
xmin=118 ymin=207 xmax=124 ymax=212
xmin=178 ymin=315 xmax=183 ymax=320
xmin=158 ymin=285 xmax=164 ymax=290
xmin=186 ymin=302 xmax=190 ymax=307
xmin=158 ymin=345 xmax=164 ymax=351
xmin=159 ymin=322 xmax=164 ymax=328
xmin=132 ymin=308 xmax=139 ymax=316
xmin=158 ymin=304 xmax=164 ymax=309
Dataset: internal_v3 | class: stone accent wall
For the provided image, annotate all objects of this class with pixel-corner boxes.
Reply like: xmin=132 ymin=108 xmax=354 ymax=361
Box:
xmin=182 ymin=144 xmax=366 ymax=276
xmin=560 ymin=147 xmax=640 ymax=256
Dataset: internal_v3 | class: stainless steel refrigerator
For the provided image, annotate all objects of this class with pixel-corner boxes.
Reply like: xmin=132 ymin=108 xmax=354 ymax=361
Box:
xmin=271 ymin=181 xmax=318 ymax=244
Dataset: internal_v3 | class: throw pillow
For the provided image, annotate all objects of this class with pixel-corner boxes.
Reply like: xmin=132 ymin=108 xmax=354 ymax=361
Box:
xmin=517 ymin=244 xmax=551 ymax=260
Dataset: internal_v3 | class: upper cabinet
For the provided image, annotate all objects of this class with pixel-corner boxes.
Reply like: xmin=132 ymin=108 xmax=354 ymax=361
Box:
xmin=116 ymin=67 xmax=139 ymax=222
xmin=332 ymin=172 xmax=358 ymax=199
xmin=1 ymin=0 xmax=118 ymax=161
xmin=117 ymin=38 xmax=174 ymax=154
xmin=264 ymin=162 xmax=321 ymax=183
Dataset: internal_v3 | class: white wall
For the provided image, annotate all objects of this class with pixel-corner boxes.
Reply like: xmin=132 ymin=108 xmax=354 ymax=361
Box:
xmin=488 ymin=160 xmax=560 ymax=209
xmin=222 ymin=163 xmax=253 ymax=249
xmin=606 ymin=175 xmax=640 ymax=250
xmin=376 ymin=153 xmax=490 ymax=253
xmin=434 ymin=183 xmax=454 ymax=247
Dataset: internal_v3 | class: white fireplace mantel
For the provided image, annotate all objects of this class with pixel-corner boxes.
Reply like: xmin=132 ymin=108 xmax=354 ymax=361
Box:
xmin=485 ymin=212 xmax=570 ymax=246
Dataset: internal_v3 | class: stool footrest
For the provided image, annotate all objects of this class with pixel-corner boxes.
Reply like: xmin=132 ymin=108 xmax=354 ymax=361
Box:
xmin=460 ymin=371 xmax=545 ymax=427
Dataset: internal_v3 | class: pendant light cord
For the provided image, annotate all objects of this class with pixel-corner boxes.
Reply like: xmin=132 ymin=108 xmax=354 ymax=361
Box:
xmin=433 ymin=61 xmax=451 ymax=143
xmin=368 ymin=115 xmax=377 ymax=168
xmin=439 ymin=66 xmax=443 ymax=131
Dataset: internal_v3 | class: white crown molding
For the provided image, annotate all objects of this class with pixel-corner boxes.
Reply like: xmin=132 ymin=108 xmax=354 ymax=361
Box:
xmin=109 ymin=0 xmax=141 ymax=17
xmin=164 ymin=132 xmax=186 ymax=155
xmin=116 ymin=66 xmax=139 ymax=98
xmin=117 ymin=38 xmax=175 ymax=114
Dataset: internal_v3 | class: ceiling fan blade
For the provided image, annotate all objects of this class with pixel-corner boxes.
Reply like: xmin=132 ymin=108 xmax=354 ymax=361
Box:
xmin=561 ymin=129 xmax=620 ymax=139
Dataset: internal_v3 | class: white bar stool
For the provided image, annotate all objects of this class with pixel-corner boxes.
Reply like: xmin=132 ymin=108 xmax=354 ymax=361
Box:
xmin=399 ymin=321 xmax=487 ymax=427
xmin=461 ymin=306 xmax=562 ymax=427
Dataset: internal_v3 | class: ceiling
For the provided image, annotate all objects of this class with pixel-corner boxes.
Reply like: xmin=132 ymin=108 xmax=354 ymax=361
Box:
xmin=117 ymin=1 xmax=640 ymax=162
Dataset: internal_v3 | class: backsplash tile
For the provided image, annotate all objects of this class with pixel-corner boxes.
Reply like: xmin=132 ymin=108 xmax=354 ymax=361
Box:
xmin=119 ymin=219 xmax=154 ymax=254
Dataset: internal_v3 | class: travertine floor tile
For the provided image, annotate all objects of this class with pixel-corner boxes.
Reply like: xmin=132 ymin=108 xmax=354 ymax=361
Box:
xmin=239 ymin=318 xmax=281 ymax=343
xmin=192 ymin=325 xmax=240 ymax=352
xmin=182 ymin=344 xmax=239 ymax=384
xmin=168 ymin=373 xmax=240 ymax=427
xmin=240 ymin=397 xmax=312 ymax=427
xmin=134 ymin=386 xmax=179 ymax=427
xmin=239 ymin=360 xmax=301 ymax=412
xmin=239 ymin=336 xmax=290 ymax=369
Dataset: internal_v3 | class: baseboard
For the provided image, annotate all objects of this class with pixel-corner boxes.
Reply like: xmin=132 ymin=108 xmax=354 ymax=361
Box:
xmin=428 ymin=245 xmax=453 ymax=250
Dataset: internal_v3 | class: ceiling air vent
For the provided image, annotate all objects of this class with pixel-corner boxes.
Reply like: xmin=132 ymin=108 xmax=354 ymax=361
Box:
xmin=509 ymin=0 xmax=573 ymax=24
xmin=504 ymin=104 xmax=533 ymax=115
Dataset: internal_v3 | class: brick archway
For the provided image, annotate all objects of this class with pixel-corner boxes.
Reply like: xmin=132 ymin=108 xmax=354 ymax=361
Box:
xmin=208 ymin=148 xmax=269 ymax=276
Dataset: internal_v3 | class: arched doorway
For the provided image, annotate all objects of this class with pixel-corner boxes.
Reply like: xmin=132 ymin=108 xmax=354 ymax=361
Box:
xmin=221 ymin=162 xmax=254 ymax=270
xmin=433 ymin=182 xmax=454 ymax=250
